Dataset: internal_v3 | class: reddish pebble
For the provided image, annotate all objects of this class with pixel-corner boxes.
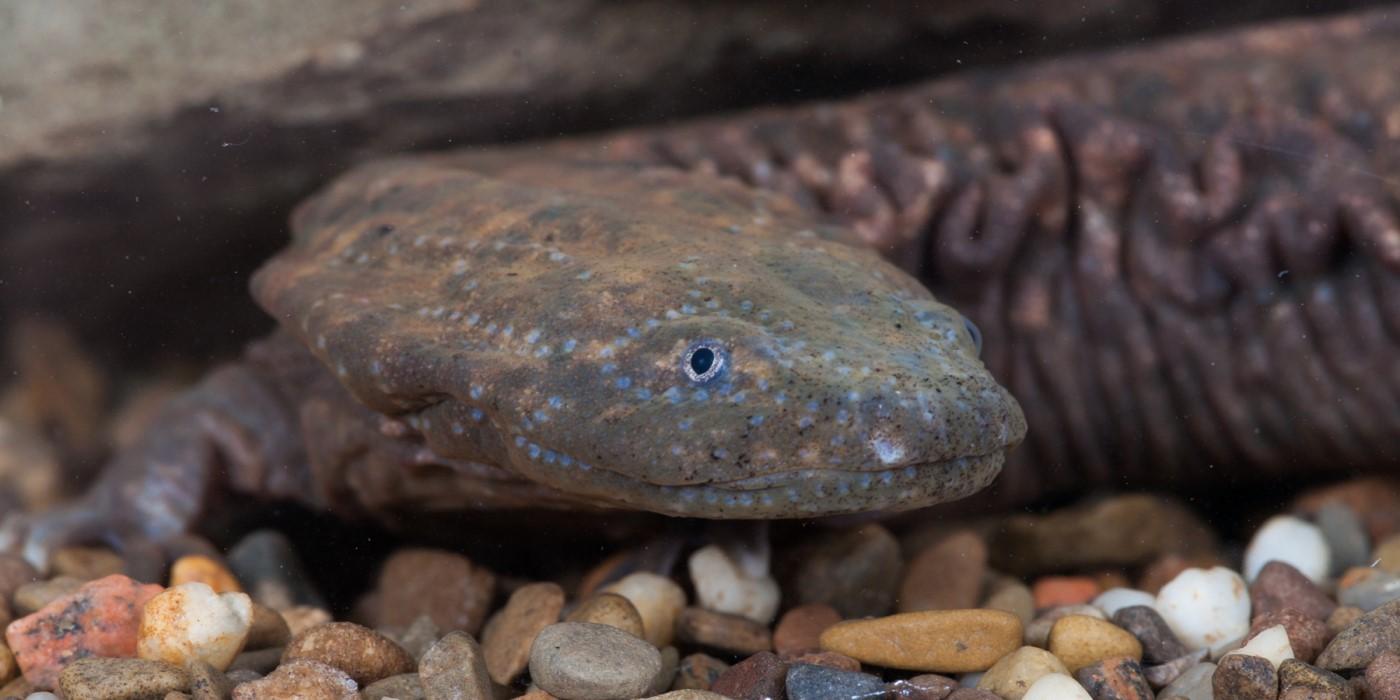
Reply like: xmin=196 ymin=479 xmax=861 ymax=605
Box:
xmin=778 ymin=649 xmax=861 ymax=672
xmin=773 ymin=604 xmax=842 ymax=654
xmin=1366 ymin=651 xmax=1400 ymax=700
xmin=1033 ymin=577 xmax=1102 ymax=609
xmin=1248 ymin=609 xmax=1333 ymax=664
xmin=711 ymin=651 xmax=787 ymax=700
xmin=4 ymin=574 xmax=163 ymax=688
xmin=1251 ymin=561 xmax=1337 ymax=621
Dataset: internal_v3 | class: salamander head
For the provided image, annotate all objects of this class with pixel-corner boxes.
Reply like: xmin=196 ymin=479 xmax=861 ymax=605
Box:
xmin=253 ymin=159 xmax=1026 ymax=518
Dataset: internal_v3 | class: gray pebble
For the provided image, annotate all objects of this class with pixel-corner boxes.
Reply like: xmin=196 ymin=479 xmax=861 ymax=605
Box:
xmin=1339 ymin=571 xmax=1400 ymax=612
xmin=1114 ymin=605 xmax=1188 ymax=664
xmin=187 ymin=660 xmax=234 ymax=700
xmin=419 ymin=631 xmax=493 ymax=700
xmin=1317 ymin=504 xmax=1371 ymax=576
xmin=362 ymin=673 xmax=425 ymax=700
xmin=1159 ymin=662 xmax=1215 ymax=700
xmin=529 ymin=622 xmax=662 ymax=700
xmin=786 ymin=663 xmax=885 ymax=700
xmin=227 ymin=530 xmax=325 ymax=609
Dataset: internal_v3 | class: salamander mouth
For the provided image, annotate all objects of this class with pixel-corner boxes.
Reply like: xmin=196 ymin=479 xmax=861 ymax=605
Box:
xmin=546 ymin=449 xmax=1010 ymax=519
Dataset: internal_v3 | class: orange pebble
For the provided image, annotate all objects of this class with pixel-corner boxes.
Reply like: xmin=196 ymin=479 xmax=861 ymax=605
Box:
xmin=1032 ymin=576 xmax=1102 ymax=609
xmin=169 ymin=555 xmax=241 ymax=593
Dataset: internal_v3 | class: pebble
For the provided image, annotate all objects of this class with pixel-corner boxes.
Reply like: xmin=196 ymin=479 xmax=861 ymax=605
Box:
xmin=4 ymin=574 xmax=163 ymax=688
xmin=786 ymin=524 xmax=901 ymax=618
xmin=1251 ymin=560 xmax=1338 ymax=621
xmin=1021 ymin=673 xmax=1091 ymax=700
xmin=169 ymin=556 xmax=241 ymax=594
xmin=362 ymin=673 xmax=425 ymax=700
xmin=1111 ymin=605 xmax=1186 ymax=664
xmin=888 ymin=674 xmax=959 ymax=699
xmin=385 ymin=615 xmax=441 ymax=661
xmin=1073 ymin=657 xmax=1152 ymax=700
xmin=1046 ymin=615 xmax=1143 ymax=672
xmin=645 ymin=692 xmax=730 ymax=700
xmin=229 ymin=647 xmax=282 ymax=675
xmin=983 ymin=576 xmax=1036 ymax=626
xmin=231 ymin=659 xmax=357 ymax=700
xmin=138 ymin=582 xmax=253 ymax=671
xmin=528 ymin=622 xmax=661 ymax=700
xmin=1225 ymin=624 xmax=1294 ymax=669
xmin=778 ymin=649 xmax=861 ymax=672
xmin=12 ymin=577 xmax=83 ymax=616
xmin=785 ymin=662 xmax=884 ymax=700
xmin=0 ymin=556 xmax=39 ymax=603
xmin=820 ymin=609 xmax=1021 ymax=673
xmin=710 ymin=652 xmax=787 ymax=700
xmin=1026 ymin=606 xmax=1105 ymax=648
xmin=1316 ymin=597 xmax=1400 ymax=671
xmin=1089 ymin=590 xmax=1153 ymax=620
xmin=374 ymin=549 xmax=496 ymax=636
xmin=1158 ymin=662 xmax=1215 ymax=700
xmin=1248 ymin=609 xmax=1331 ymax=664
xmin=49 ymin=547 xmax=124 ymax=581
xmin=649 ymin=646 xmax=679 ymax=696
xmin=1328 ymin=606 xmax=1365 ymax=636
xmin=898 ymin=531 xmax=987 ymax=613
xmin=281 ymin=622 xmax=415 ymax=686
xmin=989 ymin=495 xmax=1216 ymax=576
xmin=1279 ymin=658 xmax=1352 ymax=699
xmin=1316 ymin=503 xmax=1371 ymax=575
xmin=1243 ymin=515 xmax=1331 ymax=583
xmin=1155 ymin=566 xmax=1251 ymax=654
xmin=675 ymin=607 xmax=772 ymax=656
xmin=566 ymin=593 xmax=644 ymax=639
xmin=1034 ymin=578 xmax=1102 ymax=610
xmin=1376 ymin=534 xmax=1400 ymax=575
xmin=243 ymin=603 xmax=292 ymax=651
xmin=603 ymin=573 xmax=686 ymax=648
xmin=282 ymin=606 xmax=333 ymax=637
xmin=1337 ymin=568 xmax=1400 ymax=611
xmin=418 ymin=631 xmax=492 ymax=700
xmin=773 ymin=603 xmax=842 ymax=654
xmin=1366 ymin=652 xmax=1400 ymax=700
xmin=948 ymin=690 xmax=1001 ymax=700
xmin=688 ymin=545 xmax=779 ymax=625
xmin=225 ymin=530 xmax=324 ymax=610
xmin=0 ymin=644 xmax=14 ymax=685
xmin=481 ymin=582 xmax=565 ymax=685
xmin=675 ymin=653 xmax=728 ymax=691
xmin=186 ymin=660 xmax=234 ymax=700
xmin=56 ymin=658 xmax=189 ymax=700
xmin=977 ymin=646 xmax=1068 ymax=700
xmin=1212 ymin=653 xmax=1277 ymax=700
xmin=1142 ymin=649 xmax=1208 ymax=688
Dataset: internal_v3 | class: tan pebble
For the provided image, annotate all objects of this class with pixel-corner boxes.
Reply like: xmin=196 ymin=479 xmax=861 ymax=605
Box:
xmin=820 ymin=609 xmax=1022 ymax=673
xmin=167 ymin=692 xmax=193 ymax=700
xmin=1047 ymin=615 xmax=1143 ymax=671
xmin=643 ymin=692 xmax=730 ymax=699
xmin=647 ymin=645 xmax=680 ymax=696
xmin=138 ymin=582 xmax=254 ymax=671
xmin=982 ymin=575 xmax=1035 ymax=626
xmin=514 ymin=689 xmax=559 ymax=700
xmin=773 ymin=603 xmax=842 ymax=654
xmin=977 ymin=646 xmax=1070 ymax=700
xmin=383 ymin=615 xmax=440 ymax=661
xmin=0 ymin=643 xmax=15 ymax=685
xmin=187 ymin=660 xmax=235 ymax=700
xmin=528 ymin=622 xmax=662 ymax=700
xmin=170 ymin=555 xmax=242 ymax=593
xmin=58 ymin=658 xmax=190 ymax=700
xmin=281 ymin=622 xmax=415 ymax=686
xmin=566 ymin=593 xmax=645 ymax=638
xmin=361 ymin=672 xmax=425 ymax=700
xmin=419 ymin=631 xmax=492 ymax=700
xmin=481 ymin=582 xmax=566 ymax=685
xmin=0 ymin=674 xmax=32 ymax=698
xmin=1025 ymin=604 xmax=1105 ymax=648
xmin=674 ymin=653 xmax=728 ymax=691
xmin=229 ymin=647 xmax=284 ymax=675
xmin=675 ymin=607 xmax=772 ymax=656
xmin=1374 ymin=534 xmax=1400 ymax=575
xmin=603 ymin=573 xmax=686 ymax=648
xmin=232 ymin=659 xmax=357 ymax=700
xmin=12 ymin=575 xmax=83 ymax=615
xmin=50 ymin=547 xmax=125 ymax=581
xmin=372 ymin=548 xmax=496 ymax=636
xmin=1328 ymin=606 xmax=1365 ymax=636
xmin=244 ymin=603 xmax=293 ymax=650
xmin=778 ymin=649 xmax=861 ymax=672
xmin=281 ymin=605 xmax=333 ymax=636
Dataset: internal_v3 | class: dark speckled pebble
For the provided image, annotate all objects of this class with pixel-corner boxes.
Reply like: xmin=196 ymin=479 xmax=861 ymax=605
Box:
xmin=187 ymin=660 xmax=234 ymax=700
xmin=1318 ymin=598 xmax=1400 ymax=671
xmin=711 ymin=651 xmax=787 ymax=700
xmin=887 ymin=674 xmax=957 ymax=700
xmin=786 ymin=663 xmax=885 ymax=700
xmin=58 ymin=658 xmax=190 ymax=700
xmin=1365 ymin=652 xmax=1400 ymax=700
xmin=1278 ymin=659 xmax=1352 ymax=700
xmin=1142 ymin=649 xmax=1208 ymax=688
xmin=1212 ymin=654 xmax=1278 ymax=700
xmin=1113 ymin=605 xmax=1187 ymax=664
xmin=1251 ymin=561 xmax=1336 ymax=621
xmin=1075 ymin=657 xmax=1152 ymax=700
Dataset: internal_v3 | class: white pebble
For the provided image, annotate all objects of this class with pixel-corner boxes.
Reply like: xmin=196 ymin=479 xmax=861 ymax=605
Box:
xmin=1155 ymin=566 xmax=1251 ymax=655
xmin=1243 ymin=515 xmax=1330 ymax=583
xmin=25 ymin=694 xmax=59 ymax=700
xmin=603 ymin=572 xmax=687 ymax=648
xmin=688 ymin=545 xmax=780 ymax=625
xmin=137 ymin=582 xmax=253 ymax=671
xmin=1023 ymin=672 xmax=1092 ymax=700
xmin=1092 ymin=588 xmax=1156 ymax=617
xmin=1223 ymin=624 xmax=1294 ymax=669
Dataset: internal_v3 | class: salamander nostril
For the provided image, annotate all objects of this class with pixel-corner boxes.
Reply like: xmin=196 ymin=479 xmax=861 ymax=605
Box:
xmin=963 ymin=317 xmax=983 ymax=356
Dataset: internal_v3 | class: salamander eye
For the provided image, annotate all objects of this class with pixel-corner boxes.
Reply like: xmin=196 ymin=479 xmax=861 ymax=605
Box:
xmin=963 ymin=317 xmax=983 ymax=356
xmin=683 ymin=340 xmax=727 ymax=383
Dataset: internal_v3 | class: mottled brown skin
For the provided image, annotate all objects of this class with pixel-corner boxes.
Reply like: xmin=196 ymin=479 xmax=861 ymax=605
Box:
xmin=6 ymin=9 xmax=1400 ymax=563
